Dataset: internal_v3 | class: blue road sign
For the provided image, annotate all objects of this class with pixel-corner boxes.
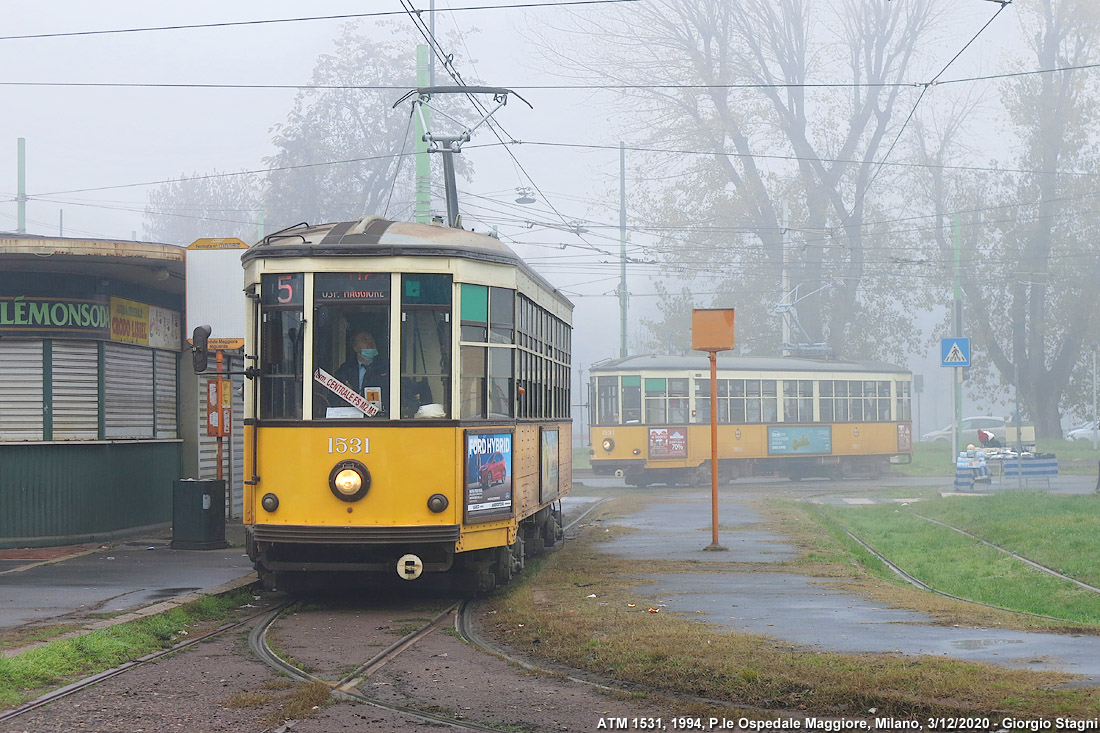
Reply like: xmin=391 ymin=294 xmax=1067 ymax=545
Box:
xmin=941 ymin=337 xmax=970 ymax=367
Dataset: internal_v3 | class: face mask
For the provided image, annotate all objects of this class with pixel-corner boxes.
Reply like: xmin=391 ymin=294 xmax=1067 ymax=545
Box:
xmin=358 ymin=348 xmax=378 ymax=361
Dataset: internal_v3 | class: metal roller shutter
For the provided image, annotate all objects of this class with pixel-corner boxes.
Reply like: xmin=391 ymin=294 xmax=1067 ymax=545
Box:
xmin=53 ymin=340 xmax=99 ymax=440
xmin=0 ymin=340 xmax=43 ymax=440
xmin=154 ymin=350 xmax=178 ymax=438
xmin=104 ymin=342 xmax=154 ymax=438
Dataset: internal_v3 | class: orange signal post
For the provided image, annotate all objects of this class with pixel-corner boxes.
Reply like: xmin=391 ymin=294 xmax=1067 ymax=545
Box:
xmin=691 ymin=308 xmax=735 ymax=551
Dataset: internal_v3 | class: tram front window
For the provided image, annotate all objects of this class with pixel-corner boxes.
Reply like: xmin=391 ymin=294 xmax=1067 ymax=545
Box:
xmin=259 ymin=273 xmax=304 ymax=420
xmin=312 ymin=273 xmax=391 ymax=419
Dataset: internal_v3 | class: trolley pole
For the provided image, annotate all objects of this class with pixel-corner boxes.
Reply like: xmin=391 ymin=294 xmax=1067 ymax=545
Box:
xmin=692 ymin=308 xmax=735 ymax=552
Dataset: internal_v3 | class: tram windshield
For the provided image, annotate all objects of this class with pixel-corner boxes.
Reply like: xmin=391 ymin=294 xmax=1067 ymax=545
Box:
xmin=259 ymin=272 xmax=454 ymax=421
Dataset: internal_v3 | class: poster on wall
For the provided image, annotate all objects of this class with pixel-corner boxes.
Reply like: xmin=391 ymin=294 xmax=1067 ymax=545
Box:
xmin=768 ymin=425 xmax=832 ymax=455
xmin=540 ymin=427 xmax=560 ymax=503
xmin=648 ymin=427 xmax=687 ymax=458
xmin=465 ymin=430 xmax=514 ymax=523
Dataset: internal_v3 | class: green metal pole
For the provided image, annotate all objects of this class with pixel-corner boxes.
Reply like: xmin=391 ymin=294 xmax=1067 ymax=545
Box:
xmin=415 ymin=45 xmax=431 ymax=224
xmin=17 ymin=138 xmax=26 ymax=234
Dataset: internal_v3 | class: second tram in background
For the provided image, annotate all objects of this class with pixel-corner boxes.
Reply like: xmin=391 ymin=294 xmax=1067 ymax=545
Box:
xmin=589 ymin=354 xmax=912 ymax=486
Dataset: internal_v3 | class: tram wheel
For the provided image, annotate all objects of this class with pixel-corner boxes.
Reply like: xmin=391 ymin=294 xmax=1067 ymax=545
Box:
xmin=492 ymin=546 xmax=513 ymax=585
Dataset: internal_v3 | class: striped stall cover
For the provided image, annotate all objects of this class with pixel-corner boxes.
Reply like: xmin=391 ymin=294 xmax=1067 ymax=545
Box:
xmin=1001 ymin=457 xmax=1058 ymax=482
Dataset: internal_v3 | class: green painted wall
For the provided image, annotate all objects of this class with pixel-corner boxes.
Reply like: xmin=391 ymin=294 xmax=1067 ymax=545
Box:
xmin=0 ymin=441 xmax=182 ymax=548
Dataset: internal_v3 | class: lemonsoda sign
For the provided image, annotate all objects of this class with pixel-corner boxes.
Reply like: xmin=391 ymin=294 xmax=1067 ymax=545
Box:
xmin=0 ymin=296 xmax=110 ymax=336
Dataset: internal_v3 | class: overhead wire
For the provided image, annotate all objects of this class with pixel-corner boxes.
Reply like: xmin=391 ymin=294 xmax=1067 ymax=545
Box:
xmin=0 ymin=1 xmax=642 ymax=42
xmin=845 ymin=0 xmax=1014 ymax=221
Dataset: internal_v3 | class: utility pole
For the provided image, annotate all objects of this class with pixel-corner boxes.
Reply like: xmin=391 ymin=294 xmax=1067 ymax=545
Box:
xmin=17 ymin=138 xmax=27 ymax=234
xmin=414 ymin=45 xmax=432 ymax=224
xmin=1092 ymin=344 xmax=1097 ymax=451
xmin=619 ymin=141 xmax=628 ymax=358
xmin=952 ymin=214 xmax=962 ymax=457
xmin=780 ymin=204 xmax=790 ymax=355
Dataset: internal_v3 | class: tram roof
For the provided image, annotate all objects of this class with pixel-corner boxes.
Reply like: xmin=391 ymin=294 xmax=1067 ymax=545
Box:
xmin=589 ymin=354 xmax=908 ymax=375
xmin=242 ymin=216 xmax=572 ymax=310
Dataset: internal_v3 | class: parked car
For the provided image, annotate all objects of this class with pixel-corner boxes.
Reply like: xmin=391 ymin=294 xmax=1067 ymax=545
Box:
xmin=1066 ymin=421 xmax=1097 ymax=442
xmin=920 ymin=416 xmax=1035 ymax=446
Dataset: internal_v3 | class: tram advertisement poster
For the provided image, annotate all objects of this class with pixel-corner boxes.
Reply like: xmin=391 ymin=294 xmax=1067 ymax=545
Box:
xmin=648 ymin=427 xmax=687 ymax=458
xmin=464 ymin=430 xmax=514 ymax=524
xmin=540 ymin=428 xmax=560 ymax=503
xmin=768 ymin=425 xmax=832 ymax=455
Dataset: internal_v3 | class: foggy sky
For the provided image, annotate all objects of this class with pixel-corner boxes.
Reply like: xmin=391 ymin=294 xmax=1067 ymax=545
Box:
xmin=0 ymin=1 xmax=1042 ymax=432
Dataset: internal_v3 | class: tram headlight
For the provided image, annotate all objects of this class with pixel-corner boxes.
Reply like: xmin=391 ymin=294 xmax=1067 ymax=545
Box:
xmin=261 ymin=493 xmax=279 ymax=512
xmin=601 ymin=438 xmax=615 ymax=452
xmin=328 ymin=460 xmax=371 ymax=502
xmin=427 ymin=493 xmax=449 ymax=513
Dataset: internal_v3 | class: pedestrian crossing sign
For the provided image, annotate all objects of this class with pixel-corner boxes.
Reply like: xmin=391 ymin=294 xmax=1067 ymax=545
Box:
xmin=941 ymin=337 xmax=970 ymax=367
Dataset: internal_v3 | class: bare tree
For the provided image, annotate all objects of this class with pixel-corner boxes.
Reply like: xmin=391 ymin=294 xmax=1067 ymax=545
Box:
xmin=531 ymin=0 xmax=945 ymax=359
xmin=917 ymin=0 xmax=1100 ymax=438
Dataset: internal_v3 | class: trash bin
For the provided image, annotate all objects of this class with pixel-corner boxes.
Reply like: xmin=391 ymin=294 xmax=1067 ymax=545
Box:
xmin=171 ymin=478 xmax=228 ymax=549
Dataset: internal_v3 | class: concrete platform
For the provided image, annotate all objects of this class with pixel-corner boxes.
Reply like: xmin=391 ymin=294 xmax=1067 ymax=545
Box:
xmin=0 ymin=521 xmax=255 ymax=654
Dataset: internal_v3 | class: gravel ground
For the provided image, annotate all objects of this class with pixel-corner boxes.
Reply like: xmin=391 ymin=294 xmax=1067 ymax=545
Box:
xmin=0 ymin=592 xmax=692 ymax=733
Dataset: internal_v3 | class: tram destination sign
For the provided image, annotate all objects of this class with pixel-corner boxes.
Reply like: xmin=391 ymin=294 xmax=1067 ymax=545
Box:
xmin=315 ymin=272 xmax=390 ymax=302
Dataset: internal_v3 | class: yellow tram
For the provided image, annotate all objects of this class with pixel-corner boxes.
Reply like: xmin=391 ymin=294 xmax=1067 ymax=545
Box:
xmin=230 ymin=216 xmax=572 ymax=591
xmin=589 ymin=355 xmax=912 ymax=486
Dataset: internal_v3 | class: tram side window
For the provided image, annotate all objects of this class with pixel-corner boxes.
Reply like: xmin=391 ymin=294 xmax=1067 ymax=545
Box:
xmin=401 ymin=274 xmax=451 ymax=419
xmin=622 ymin=375 xmax=641 ymax=423
xmin=258 ymin=273 xmax=305 ymax=420
xmin=895 ymin=380 xmax=912 ymax=420
xmin=819 ymin=380 xmax=834 ymax=422
xmin=597 ymin=376 xmax=619 ymax=425
xmin=877 ymin=381 xmax=891 ymax=420
xmin=783 ymin=380 xmax=813 ymax=423
xmin=645 ymin=378 xmax=667 ymax=424
xmin=460 ymin=284 xmax=516 ymax=419
xmin=668 ymin=378 xmax=689 ymax=424
xmin=312 ymin=272 xmax=391 ymax=419
xmin=848 ymin=381 xmax=864 ymax=421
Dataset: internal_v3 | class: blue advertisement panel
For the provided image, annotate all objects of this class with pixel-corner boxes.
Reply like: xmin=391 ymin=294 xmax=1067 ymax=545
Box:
xmin=465 ymin=430 xmax=514 ymax=523
xmin=768 ymin=425 xmax=832 ymax=455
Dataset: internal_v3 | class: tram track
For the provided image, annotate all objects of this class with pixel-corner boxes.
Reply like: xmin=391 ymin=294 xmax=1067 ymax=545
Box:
xmin=240 ymin=498 xmax=620 ymax=731
xmin=810 ymin=498 xmax=1098 ymax=624
xmin=0 ymin=599 xmax=286 ymax=726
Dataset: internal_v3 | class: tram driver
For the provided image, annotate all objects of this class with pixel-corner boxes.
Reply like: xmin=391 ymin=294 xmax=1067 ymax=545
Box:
xmin=332 ymin=329 xmax=389 ymax=416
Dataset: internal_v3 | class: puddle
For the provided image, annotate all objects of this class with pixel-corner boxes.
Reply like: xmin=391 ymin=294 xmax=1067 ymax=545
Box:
xmin=951 ymin=638 xmax=1025 ymax=650
xmin=146 ymin=587 xmax=200 ymax=600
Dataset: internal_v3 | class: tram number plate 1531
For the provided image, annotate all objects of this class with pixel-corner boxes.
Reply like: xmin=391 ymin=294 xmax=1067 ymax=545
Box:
xmin=327 ymin=437 xmax=369 ymax=454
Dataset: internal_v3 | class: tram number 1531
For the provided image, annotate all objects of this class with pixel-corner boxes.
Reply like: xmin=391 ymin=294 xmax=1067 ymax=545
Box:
xmin=327 ymin=437 xmax=370 ymax=454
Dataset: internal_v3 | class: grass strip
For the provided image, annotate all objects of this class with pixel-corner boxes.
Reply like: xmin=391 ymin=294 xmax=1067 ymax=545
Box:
xmin=818 ymin=503 xmax=1100 ymax=624
xmin=0 ymin=586 xmax=256 ymax=708
xmin=910 ymin=492 xmax=1100 ymax=587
